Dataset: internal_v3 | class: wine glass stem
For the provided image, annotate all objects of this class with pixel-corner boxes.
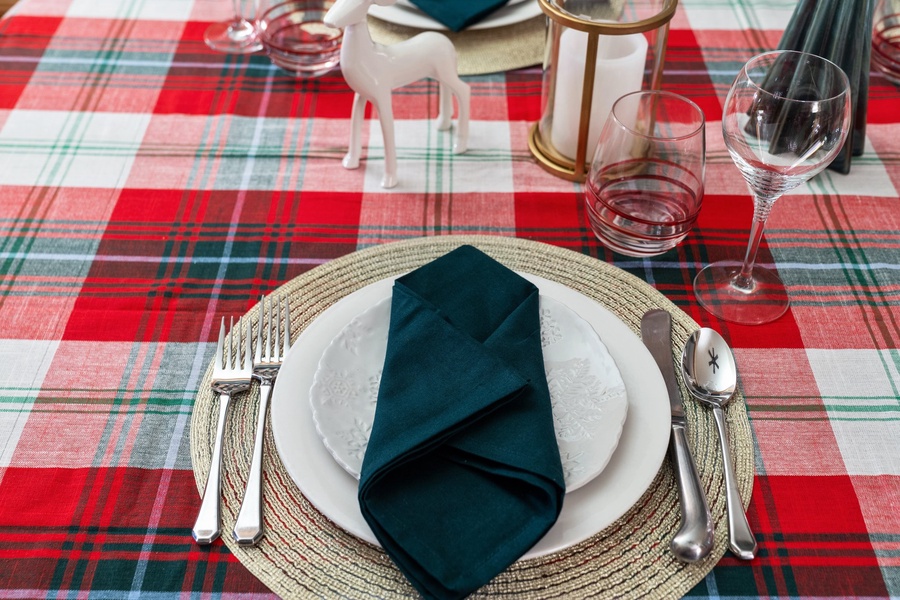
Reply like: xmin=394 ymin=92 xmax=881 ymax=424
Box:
xmin=231 ymin=0 xmax=242 ymax=20
xmin=734 ymin=196 xmax=776 ymax=292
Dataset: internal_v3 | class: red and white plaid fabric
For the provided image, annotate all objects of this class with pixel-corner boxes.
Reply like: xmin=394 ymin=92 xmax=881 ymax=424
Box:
xmin=1 ymin=0 xmax=899 ymax=596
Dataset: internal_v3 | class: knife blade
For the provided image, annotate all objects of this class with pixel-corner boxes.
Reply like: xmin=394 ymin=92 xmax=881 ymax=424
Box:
xmin=641 ymin=309 xmax=714 ymax=562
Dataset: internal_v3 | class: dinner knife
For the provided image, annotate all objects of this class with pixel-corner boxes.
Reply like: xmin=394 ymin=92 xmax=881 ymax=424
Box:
xmin=641 ymin=309 xmax=714 ymax=562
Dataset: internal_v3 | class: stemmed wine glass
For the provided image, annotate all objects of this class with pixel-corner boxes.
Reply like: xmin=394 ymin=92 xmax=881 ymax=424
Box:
xmin=205 ymin=0 xmax=263 ymax=54
xmin=693 ymin=50 xmax=852 ymax=325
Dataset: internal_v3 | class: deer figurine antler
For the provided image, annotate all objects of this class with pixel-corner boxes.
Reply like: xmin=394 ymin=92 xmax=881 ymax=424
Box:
xmin=325 ymin=0 xmax=470 ymax=188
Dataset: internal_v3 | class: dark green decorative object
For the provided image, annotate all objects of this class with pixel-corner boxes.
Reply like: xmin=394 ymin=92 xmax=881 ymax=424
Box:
xmin=777 ymin=0 xmax=876 ymax=173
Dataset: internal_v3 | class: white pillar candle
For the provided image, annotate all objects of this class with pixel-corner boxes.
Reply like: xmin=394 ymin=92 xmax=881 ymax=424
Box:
xmin=550 ymin=28 xmax=648 ymax=161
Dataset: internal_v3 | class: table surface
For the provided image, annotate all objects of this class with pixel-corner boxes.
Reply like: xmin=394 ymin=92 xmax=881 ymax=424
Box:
xmin=1 ymin=0 xmax=898 ymax=597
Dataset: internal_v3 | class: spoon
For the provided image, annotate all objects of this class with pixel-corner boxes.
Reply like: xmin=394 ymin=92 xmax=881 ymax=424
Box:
xmin=681 ymin=328 xmax=757 ymax=560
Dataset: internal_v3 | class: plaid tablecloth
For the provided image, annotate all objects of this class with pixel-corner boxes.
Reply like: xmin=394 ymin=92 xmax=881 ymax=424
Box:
xmin=1 ymin=0 xmax=899 ymax=597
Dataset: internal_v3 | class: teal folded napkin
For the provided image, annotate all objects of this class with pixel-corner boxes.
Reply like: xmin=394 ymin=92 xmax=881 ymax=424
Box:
xmin=358 ymin=245 xmax=565 ymax=600
xmin=410 ymin=0 xmax=510 ymax=31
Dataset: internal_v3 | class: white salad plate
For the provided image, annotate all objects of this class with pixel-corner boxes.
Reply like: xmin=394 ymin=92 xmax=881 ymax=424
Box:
xmin=309 ymin=294 xmax=628 ymax=492
xmin=270 ymin=273 xmax=670 ymax=559
xmin=368 ymin=0 xmax=542 ymax=31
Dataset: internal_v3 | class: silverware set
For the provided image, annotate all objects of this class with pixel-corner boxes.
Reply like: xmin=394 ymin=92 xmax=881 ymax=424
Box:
xmin=193 ymin=300 xmax=752 ymax=560
xmin=192 ymin=295 xmax=292 ymax=546
xmin=641 ymin=309 xmax=756 ymax=562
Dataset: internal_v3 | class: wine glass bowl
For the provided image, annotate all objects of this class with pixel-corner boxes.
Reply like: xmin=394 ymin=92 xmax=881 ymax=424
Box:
xmin=584 ymin=90 xmax=706 ymax=257
xmin=693 ymin=50 xmax=852 ymax=325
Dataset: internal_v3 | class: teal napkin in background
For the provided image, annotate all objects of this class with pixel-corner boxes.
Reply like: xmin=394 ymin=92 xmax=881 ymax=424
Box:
xmin=358 ymin=245 xmax=565 ymax=600
xmin=409 ymin=0 xmax=510 ymax=31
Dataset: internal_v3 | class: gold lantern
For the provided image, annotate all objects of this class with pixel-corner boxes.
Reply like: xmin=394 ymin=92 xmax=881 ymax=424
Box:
xmin=528 ymin=0 xmax=678 ymax=181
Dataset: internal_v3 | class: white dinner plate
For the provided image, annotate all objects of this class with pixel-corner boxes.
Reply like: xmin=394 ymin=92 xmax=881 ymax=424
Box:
xmin=368 ymin=0 xmax=542 ymax=31
xmin=270 ymin=273 xmax=670 ymax=559
xmin=309 ymin=294 xmax=628 ymax=492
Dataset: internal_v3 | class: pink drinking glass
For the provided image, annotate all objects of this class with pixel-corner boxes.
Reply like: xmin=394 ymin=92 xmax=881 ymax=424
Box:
xmin=585 ymin=90 xmax=706 ymax=257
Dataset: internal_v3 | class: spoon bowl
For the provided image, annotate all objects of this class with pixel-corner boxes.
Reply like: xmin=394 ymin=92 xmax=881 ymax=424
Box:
xmin=682 ymin=328 xmax=757 ymax=560
xmin=682 ymin=328 xmax=737 ymax=406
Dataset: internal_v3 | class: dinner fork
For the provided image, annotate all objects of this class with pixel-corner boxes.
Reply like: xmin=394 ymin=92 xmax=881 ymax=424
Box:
xmin=233 ymin=295 xmax=292 ymax=545
xmin=193 ymin=316 xmax=253 ymax=545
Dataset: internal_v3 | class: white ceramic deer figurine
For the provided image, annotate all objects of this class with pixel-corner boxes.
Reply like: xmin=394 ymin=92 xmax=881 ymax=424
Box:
xmin=324 ymin=0 xmax=470 ymax=188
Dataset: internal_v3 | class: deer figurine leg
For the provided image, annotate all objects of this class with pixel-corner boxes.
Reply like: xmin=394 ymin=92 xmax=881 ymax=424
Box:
xmin=373 ymin=93 xmax=398 ymax=188
xmin=343 ymin=92 xmax=367 ymax=170
xmin=430 ymin=46 xmax=470 ymax=154
xmin=436 ymin=74 xmax=469 ymax=154
xmin=450 ymin=78 xmax=469 ymax=154
xmin=436 ymin=83 xmax=452 ymax=131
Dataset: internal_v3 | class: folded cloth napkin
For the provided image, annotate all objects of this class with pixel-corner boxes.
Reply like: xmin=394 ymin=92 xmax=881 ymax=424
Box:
xmin=358 ymin=245 xmax=565 ymax=600
xmin=409 ymin=0 xmax=510 ymax=31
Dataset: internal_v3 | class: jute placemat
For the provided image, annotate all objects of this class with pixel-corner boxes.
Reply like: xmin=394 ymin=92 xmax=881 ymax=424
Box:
xmin=190 ymin=235 xmax=755 ymax=599
xmin=367 ymin=16 xmax=546 ymax=76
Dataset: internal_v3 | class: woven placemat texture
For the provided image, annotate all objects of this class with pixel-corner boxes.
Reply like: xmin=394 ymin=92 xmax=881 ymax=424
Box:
xmin=190 ymin=235 xmax=755 ymax=599
xmin=366 ymin=16 xmax=546 ymax=76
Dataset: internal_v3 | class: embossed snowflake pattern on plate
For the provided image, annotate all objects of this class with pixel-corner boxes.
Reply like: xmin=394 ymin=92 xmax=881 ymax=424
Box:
xmin=309 ymin=294 xmax=628 ymax=492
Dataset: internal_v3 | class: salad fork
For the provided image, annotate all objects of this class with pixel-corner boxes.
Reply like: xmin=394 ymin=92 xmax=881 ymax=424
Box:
xmin=233 ymin=295 xmax=292 ymax=545
xmin=193 ymin=316 xmax=253 ymax=544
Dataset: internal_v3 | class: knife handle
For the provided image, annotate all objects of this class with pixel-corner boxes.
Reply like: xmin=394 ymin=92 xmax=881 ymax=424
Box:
xmin=669 ymin=422 xmax=714 ymax=562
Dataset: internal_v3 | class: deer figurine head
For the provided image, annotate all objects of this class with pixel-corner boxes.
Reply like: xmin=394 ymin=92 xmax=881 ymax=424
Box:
xmin=323 ymin=0 xmax=469 ymax=188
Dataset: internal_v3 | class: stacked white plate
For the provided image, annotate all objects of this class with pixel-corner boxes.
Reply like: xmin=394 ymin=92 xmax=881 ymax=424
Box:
xmin=270 ymin=272 xmax=670 ymax=559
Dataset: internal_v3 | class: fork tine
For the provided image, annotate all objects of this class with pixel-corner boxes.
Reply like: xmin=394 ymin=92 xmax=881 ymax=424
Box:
xmin=215 ymin=317 xmax=225 ymax=370
xmin=236 ymin=317 xmax=245 ymax=371
xmin=266 ymin=295 xmax=274 ymax=361
xmin=255 ymin=296 xmax=264 ymax=365
xmin=244 ymin=317 xmax=253 ymax=371
xmin=227 ymin=316 xmax=235 ymax=368
xmin=281 ymin=296 xmax=291 ymax=358
xmin=234 ymin=316 xmax=241 ymax=368
xmin=274 ymin=298 xmax=281 ymax=362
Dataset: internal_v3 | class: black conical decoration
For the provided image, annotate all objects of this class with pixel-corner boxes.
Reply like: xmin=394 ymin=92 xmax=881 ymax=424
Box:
xmin=776 ymin=0 xmax=876 ymax=173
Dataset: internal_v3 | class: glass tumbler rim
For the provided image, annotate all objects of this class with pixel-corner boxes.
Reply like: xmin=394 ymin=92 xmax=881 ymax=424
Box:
xmin=610 ymin=90 xmax=706 ymax=142
xmin=737 ymin=49 xmax=852 ymax=105
xmin=259 ymin=0 xmax=342 ymax=55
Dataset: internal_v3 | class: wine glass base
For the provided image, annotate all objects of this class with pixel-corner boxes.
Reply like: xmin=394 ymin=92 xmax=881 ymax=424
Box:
xmin=205 ymin=19 xmax=263 ymax=54
xmin=693 ymin=261 xmax=790 ymax=325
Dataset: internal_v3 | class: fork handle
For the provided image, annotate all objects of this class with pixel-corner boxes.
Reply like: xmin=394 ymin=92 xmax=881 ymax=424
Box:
xmin=192 ymin=392 xmax=231 ymax=544
xmin=233 ymin=380 xmax=272 ymax=545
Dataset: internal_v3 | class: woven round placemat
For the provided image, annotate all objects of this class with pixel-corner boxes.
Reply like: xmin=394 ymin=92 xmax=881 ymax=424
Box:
xmin=190 ymin=235 xmax=755 ymax=599
xmin=366 ymin=16 xmax=546 ymax=76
